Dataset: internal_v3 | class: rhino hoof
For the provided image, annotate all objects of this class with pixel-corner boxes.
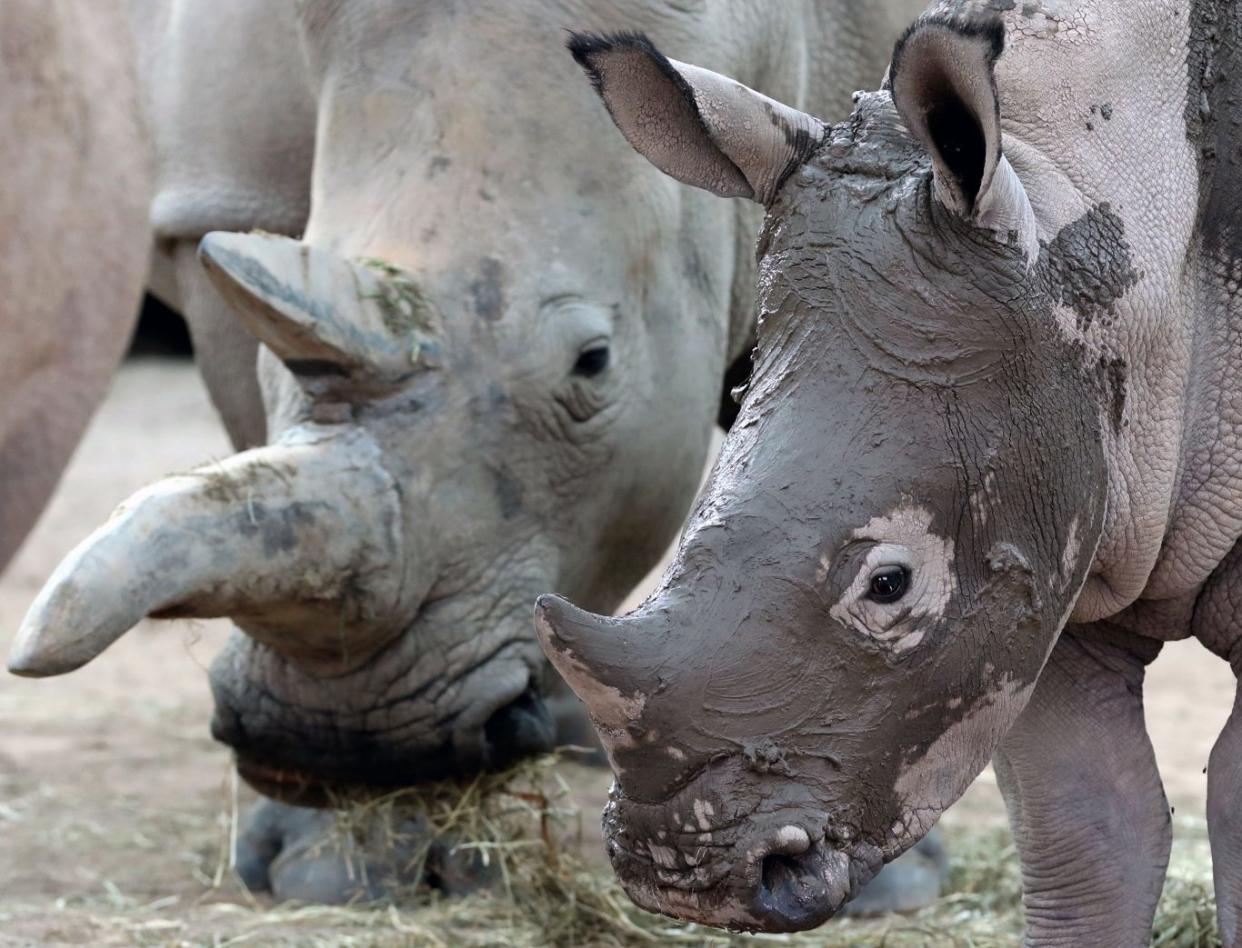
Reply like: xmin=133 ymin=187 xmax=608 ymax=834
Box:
xmin=234 ymin=797 xmax=500 ymax=904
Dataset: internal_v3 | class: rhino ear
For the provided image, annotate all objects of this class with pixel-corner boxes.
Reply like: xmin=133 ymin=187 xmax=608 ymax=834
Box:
xmin=198 ymin=232 xmax=438 ymax=384
xmin=889 ymin=16 xmax=1034 ymax=249
xmin=568 ymin=32 xmax=826 ymax=204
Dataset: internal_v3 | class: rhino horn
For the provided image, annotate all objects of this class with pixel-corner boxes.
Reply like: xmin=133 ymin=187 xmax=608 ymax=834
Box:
xmin=8 ymin=426 xmax=407 ymax=677
xmin=198 ymin=232 xmax=440 ymax=383
xmin=533 ymin=595 xmax=656 ymax=731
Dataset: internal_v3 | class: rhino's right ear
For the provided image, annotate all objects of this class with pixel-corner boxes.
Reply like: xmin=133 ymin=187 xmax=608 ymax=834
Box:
xmin=198 ymin=232 xmax=439 ymax=385
xmin=568 ymin=32 xmax=826 ymax=204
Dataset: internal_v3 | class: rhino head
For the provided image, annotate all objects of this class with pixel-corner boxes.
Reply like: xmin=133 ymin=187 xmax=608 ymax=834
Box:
xmin=8 ymin=3 xmax=733 ymax=802
xmin=536 ymin=19 xmax=1117 ymax=931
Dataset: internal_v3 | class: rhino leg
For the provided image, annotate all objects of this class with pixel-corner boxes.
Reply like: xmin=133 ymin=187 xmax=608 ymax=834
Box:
xmin=1193 ymin=540 xmax=1242 ymax=947
xmin=1208 ymin=688 xmax=1242 ymax=947
xmin=838 ymin=828 xmax=949 ymax=917
xmin=172 ymin=239 xmax=266 ymax=450
xmin=235 ymin=797 xmax=497 ymax=904
xmin=993 ymin=626 xmax=1169 ymax=948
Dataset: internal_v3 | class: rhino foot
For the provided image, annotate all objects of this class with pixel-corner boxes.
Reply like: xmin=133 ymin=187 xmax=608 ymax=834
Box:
xmin=235 ymin=797 xmax=497 ymax=904
xmin=839 ymin=828 xmax=949 ymax=917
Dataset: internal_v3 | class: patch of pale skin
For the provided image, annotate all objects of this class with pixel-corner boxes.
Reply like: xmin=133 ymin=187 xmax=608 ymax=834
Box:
xmin=1060 ymin=513 xmax=1082 ymax=594
xmin=889 ymin=676 xmax=1030 ymax=858
xmin=693 ymin=799 xmax=715 ymax=830
xmin=968 ymin=470 xmax=999 ymax=532
xmin=648 ymin=844 xmax=679 ymax=870
xmin=827 ymin=504 xmax=957 ymax=654
xmin=545 ymin=645 xmax=645 ymax=745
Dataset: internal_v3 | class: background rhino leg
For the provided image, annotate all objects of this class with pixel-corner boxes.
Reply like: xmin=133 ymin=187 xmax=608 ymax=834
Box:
xmin=839 ymin=828 xmax=948 ymax=917
xmin=235 ymin=797 xmax=497 ymax=904
xmin=171 ymin=239 xmax=265 ymax=450
xmin=993 ymin=625 xmax=1169 ymax=947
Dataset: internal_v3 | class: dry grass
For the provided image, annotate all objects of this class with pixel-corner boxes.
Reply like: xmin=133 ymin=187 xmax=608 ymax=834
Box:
xmin=0 ymin=757 xmax=1221 ymax=948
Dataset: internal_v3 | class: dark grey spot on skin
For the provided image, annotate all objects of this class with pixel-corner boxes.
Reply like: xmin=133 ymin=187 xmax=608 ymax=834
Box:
xmin=237 ymin=503 xmax=317 ymax=558
xmin=490 ymin=465 xmax=523 ymax=519
xmin=1037 ymin=203 xmax=1141 ymax=330
xmin=470 ymin=258 xmax=506 ymax=322
xmin=428 ymin=155 xmax=451 ymax=177
xmin=1100 ymin=102 xmax=1113 ymax=120
xmin=1086 ymin=121 xmax=1094 ymax=131
xmin=205 ymin=245 xmax=337 ymax=326
xmin=478 ymin=188 xmax=495 ymax=203
xmin=1186 ymin=1 xmax=1221 ymax=146
xmin=285 ymin=358 xmax=348 ymax=378
xmin=1187 ymin=1 xmax=1242 ymax=267
xmin=987 ymin=0 xmax=1016 ymax=9
xmin=1021 ymin=1 xmax=1039 ymax=14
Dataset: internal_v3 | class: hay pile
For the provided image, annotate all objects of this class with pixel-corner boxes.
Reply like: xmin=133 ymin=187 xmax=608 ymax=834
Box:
xmin=222 ymin=756 xmax=1219 ymax=948
xmin=4 ymin=755 xmax=1221 ymax=947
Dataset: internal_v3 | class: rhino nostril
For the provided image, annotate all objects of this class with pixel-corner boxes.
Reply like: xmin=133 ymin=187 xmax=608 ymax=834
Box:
xmin=482 ymin=686 xmax=556 ymax=761
xmin=753 ymin=833 xmax=849 ymax=932
xmin=760 ymin=851 xmax=807 ymax=902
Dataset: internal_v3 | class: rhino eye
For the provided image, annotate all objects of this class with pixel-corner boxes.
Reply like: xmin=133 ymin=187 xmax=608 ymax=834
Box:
xmin=573 ymin=344 xmax=610 ymax=378
xmin=867 ymin=565 xmax=909 ymax=604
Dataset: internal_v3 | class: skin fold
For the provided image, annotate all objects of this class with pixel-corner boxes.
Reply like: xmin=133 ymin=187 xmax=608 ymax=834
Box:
xmin=536 ymin=1 xmax=1242 ymax=941
xmin=11 ymin=0 xmax=936 ymax=906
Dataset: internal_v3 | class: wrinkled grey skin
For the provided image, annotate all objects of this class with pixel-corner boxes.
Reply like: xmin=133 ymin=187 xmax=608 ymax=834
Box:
xmin=0 ymin=0 xmax=150 ymax=575
xmin=11 ymin=0 xmax=940 ymax=908
xmin=538 ymin=2 xmax=1242 ymax=941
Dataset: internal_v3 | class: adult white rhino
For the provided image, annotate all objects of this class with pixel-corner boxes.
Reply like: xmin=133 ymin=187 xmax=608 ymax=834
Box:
xmin=12 ymin=0 xmax=936 ymax=905
xmin=0 ymin=0 xmax=150 ymax=573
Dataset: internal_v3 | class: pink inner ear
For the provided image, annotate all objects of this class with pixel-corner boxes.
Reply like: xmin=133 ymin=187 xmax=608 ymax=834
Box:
xmin=576 ymin=37 xmax=754 ymax=200
xmin=570 ymin=33 xmax=824 ymax=204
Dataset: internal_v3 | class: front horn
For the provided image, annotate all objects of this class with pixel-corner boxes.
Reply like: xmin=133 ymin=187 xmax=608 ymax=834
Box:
xmin=9 ymin=425 xmax=408 ymax=677
xmin=533 ymin=594 xmax=658 ymax=732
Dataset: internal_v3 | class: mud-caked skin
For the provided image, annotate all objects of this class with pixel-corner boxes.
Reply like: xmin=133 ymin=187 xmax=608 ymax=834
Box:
xmin=9 ymin=0 xmax=935 ymax=908
xmin=538 ymin=2 xmax=1242 ymax=942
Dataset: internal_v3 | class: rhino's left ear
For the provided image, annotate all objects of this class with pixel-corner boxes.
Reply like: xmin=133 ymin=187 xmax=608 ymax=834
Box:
xmin=568 ymin=32 xmax=826 ymax=204
xmin=890 ymin=16 xmax=1036 ymax=252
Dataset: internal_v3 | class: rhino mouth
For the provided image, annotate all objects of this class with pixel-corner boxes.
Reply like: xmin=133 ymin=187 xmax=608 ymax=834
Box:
xmin=608 ymin=820 xmax=869 ymax=933
xmin=602 ymin=778 xmax=876 ymax=933
xmin=211 ymin=628 xmax=559 ymax=807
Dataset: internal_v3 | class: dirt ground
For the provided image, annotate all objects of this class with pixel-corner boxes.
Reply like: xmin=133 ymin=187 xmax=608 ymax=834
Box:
xmin=0 ymin=358 xmax=1235 ymax=946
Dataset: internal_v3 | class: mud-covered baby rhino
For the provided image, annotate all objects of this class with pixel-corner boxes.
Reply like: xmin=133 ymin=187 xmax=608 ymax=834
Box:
xmin=536 ymin=3 xmax=1242 ymax=944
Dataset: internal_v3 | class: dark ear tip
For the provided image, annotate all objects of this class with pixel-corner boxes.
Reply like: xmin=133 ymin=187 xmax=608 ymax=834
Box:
xmin=891 ymin=12 xmax=1006 ymax=79
xmin=565 ymin=29 xmax=659 ymax=67
xmin=566 ymin=31 xmax=608 ymax=66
